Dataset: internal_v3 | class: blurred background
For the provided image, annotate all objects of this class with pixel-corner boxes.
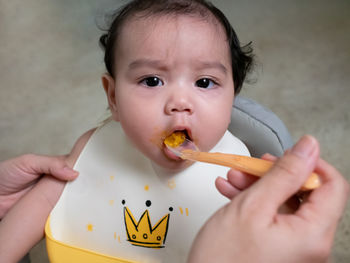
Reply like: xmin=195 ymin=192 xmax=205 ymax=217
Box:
xmin=0 ymin=0 xmax=349 ymax=262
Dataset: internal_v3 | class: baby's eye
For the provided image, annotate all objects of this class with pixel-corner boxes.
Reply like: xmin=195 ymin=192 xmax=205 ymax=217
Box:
xmin=195 ymin=78 xmax=215 ymax=89
xmin=140 ymin=76 xmax=164 ymax=87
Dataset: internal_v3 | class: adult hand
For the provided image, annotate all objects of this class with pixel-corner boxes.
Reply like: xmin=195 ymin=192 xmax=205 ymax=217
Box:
xmin=0 ymin=154 xmax=78 ymax=218
xmin=188 ymin=135 xmax=349 ymax=263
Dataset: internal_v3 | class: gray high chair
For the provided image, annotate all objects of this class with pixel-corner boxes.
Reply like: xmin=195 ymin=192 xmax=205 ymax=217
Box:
xmin=229 ymin=96 xmax=294 ymax=157
xmin=21 ymin=96 xmax=293 ymax=263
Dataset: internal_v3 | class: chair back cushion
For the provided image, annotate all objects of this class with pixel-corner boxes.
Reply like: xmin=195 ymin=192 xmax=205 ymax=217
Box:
xmin=229 ymin=96 xmax=294 ymax=157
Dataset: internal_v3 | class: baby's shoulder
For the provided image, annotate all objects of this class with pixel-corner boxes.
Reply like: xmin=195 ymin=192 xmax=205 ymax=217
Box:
xmin=65 ymin=128 xmax=97 ymax=168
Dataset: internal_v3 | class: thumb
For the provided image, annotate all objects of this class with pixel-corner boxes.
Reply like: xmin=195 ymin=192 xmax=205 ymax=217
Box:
xmin=26 ymin=154 xmax=79 ymax=181
xmin=244 ymin=135 xmax=319 ymax=219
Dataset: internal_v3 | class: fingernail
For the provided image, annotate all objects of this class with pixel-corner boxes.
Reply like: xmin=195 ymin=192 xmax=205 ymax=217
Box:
xmin=291 ymin=135 xmax=317 ymax=158
xmin=63 ymin=166 xmax=79 ymax=176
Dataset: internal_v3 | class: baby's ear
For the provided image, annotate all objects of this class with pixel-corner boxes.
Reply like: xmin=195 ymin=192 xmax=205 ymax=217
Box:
xmin=102 ymin=74 xmax=119 ymax=121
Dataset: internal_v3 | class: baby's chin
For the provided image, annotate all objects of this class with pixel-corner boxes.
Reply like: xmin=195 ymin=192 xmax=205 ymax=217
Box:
xmin=150 ymin=140 xmax=216 ymax=173
xmin=142 ymin=137 xmax=218 ymax=173
xmin=150 ymin=151 xmax=193 ymax=174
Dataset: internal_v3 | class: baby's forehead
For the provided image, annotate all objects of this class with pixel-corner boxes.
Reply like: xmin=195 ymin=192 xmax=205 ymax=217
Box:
xmin=121 ymin=14 xmax=227 ymax=48
xmin=120 ymin=12 xmax=227 ymax=44
xmin=114 ymin=13 xmax=231 ymax=75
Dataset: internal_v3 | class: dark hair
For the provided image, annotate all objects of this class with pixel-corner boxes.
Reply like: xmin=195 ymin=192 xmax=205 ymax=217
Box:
xmin=99 ymin=0 xmax=254 ymax=94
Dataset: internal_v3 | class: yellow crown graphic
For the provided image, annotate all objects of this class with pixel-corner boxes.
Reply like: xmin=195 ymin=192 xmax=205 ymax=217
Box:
xmin=124 ymin=207 xmax=170 ymax=248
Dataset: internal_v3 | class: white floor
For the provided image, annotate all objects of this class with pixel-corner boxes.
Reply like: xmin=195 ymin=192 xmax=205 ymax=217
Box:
xmin=1 ymin=0 xmax=349 ymax=262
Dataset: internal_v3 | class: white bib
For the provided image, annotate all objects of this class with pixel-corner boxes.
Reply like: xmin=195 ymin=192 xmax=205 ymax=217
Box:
xmin=49 ymin=121 xmax=250 ymax=263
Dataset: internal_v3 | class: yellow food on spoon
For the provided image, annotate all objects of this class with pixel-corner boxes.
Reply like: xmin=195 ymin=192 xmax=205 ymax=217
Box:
xmin=164 ymin=131 xmax=186 ymax=148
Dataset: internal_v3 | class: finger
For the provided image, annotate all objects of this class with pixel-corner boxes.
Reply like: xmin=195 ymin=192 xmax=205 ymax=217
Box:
xmin=227 ymin=169 xmax=258 ymax=190
xmin=23 ymin=154 xmax=79 ymax=181
xmin=50 ymin=166 xmax=79 ymax=181
xmin=215 ymin=177 xmax=241 ymax=199
xmin=243 ymin=135 xmax=320 ymax=219
xmin=297 ymin=158 xmax=350 ymax=228
xmin=261 ymin=153 xmax=278 ymax=162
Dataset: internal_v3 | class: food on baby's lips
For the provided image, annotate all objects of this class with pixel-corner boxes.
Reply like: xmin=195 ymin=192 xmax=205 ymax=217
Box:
xmin=164 ymin=131 xmax=186 ymax=148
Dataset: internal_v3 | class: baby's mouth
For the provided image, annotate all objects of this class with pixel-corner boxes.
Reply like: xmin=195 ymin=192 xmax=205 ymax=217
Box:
xmin=163 ymin=130 xmax=186 ymax=147
xmin=163 ymin=129 xmax=193 ymax=160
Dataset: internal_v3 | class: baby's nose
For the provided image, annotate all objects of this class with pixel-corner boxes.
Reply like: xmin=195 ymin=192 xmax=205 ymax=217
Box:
xmin=164 ymin=91 xmax=194 ymax=115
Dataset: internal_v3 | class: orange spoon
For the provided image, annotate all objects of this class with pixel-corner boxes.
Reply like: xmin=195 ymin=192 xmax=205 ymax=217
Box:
xmin=166 ymin=138 xmax=321 ymax=191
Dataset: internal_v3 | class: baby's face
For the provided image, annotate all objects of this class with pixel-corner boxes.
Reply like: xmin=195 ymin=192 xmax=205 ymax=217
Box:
xmin=104 ymin=14 xmax=234 ymax=171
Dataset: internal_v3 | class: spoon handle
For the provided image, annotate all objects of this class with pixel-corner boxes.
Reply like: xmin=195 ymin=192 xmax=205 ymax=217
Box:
xmin=181 ymin=150 xmax=320 ymax=191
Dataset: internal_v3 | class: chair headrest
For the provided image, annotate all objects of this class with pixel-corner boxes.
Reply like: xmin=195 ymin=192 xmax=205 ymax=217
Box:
xmin=229 ymin=96 xmax=294 ymax=157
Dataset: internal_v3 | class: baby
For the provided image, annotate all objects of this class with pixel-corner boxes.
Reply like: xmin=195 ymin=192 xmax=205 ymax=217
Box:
xmin=0 ymin=0 xmax=253 ymax=262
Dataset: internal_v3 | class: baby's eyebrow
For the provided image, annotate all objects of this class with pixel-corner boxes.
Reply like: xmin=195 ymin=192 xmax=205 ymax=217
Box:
xmin=195 ymin=61 xmax=228 ymax=75
xmin=128 ymin=59 xmax=227 ymax=75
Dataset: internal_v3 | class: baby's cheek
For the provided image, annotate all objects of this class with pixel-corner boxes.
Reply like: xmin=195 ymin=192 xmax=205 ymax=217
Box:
xmin=202 ymin=120 xmax=229 ymax=151
xmin=148 ymin=128 xmax=168 ymax=148
xmin=196 ymin=134 xmax=218 ymax=152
